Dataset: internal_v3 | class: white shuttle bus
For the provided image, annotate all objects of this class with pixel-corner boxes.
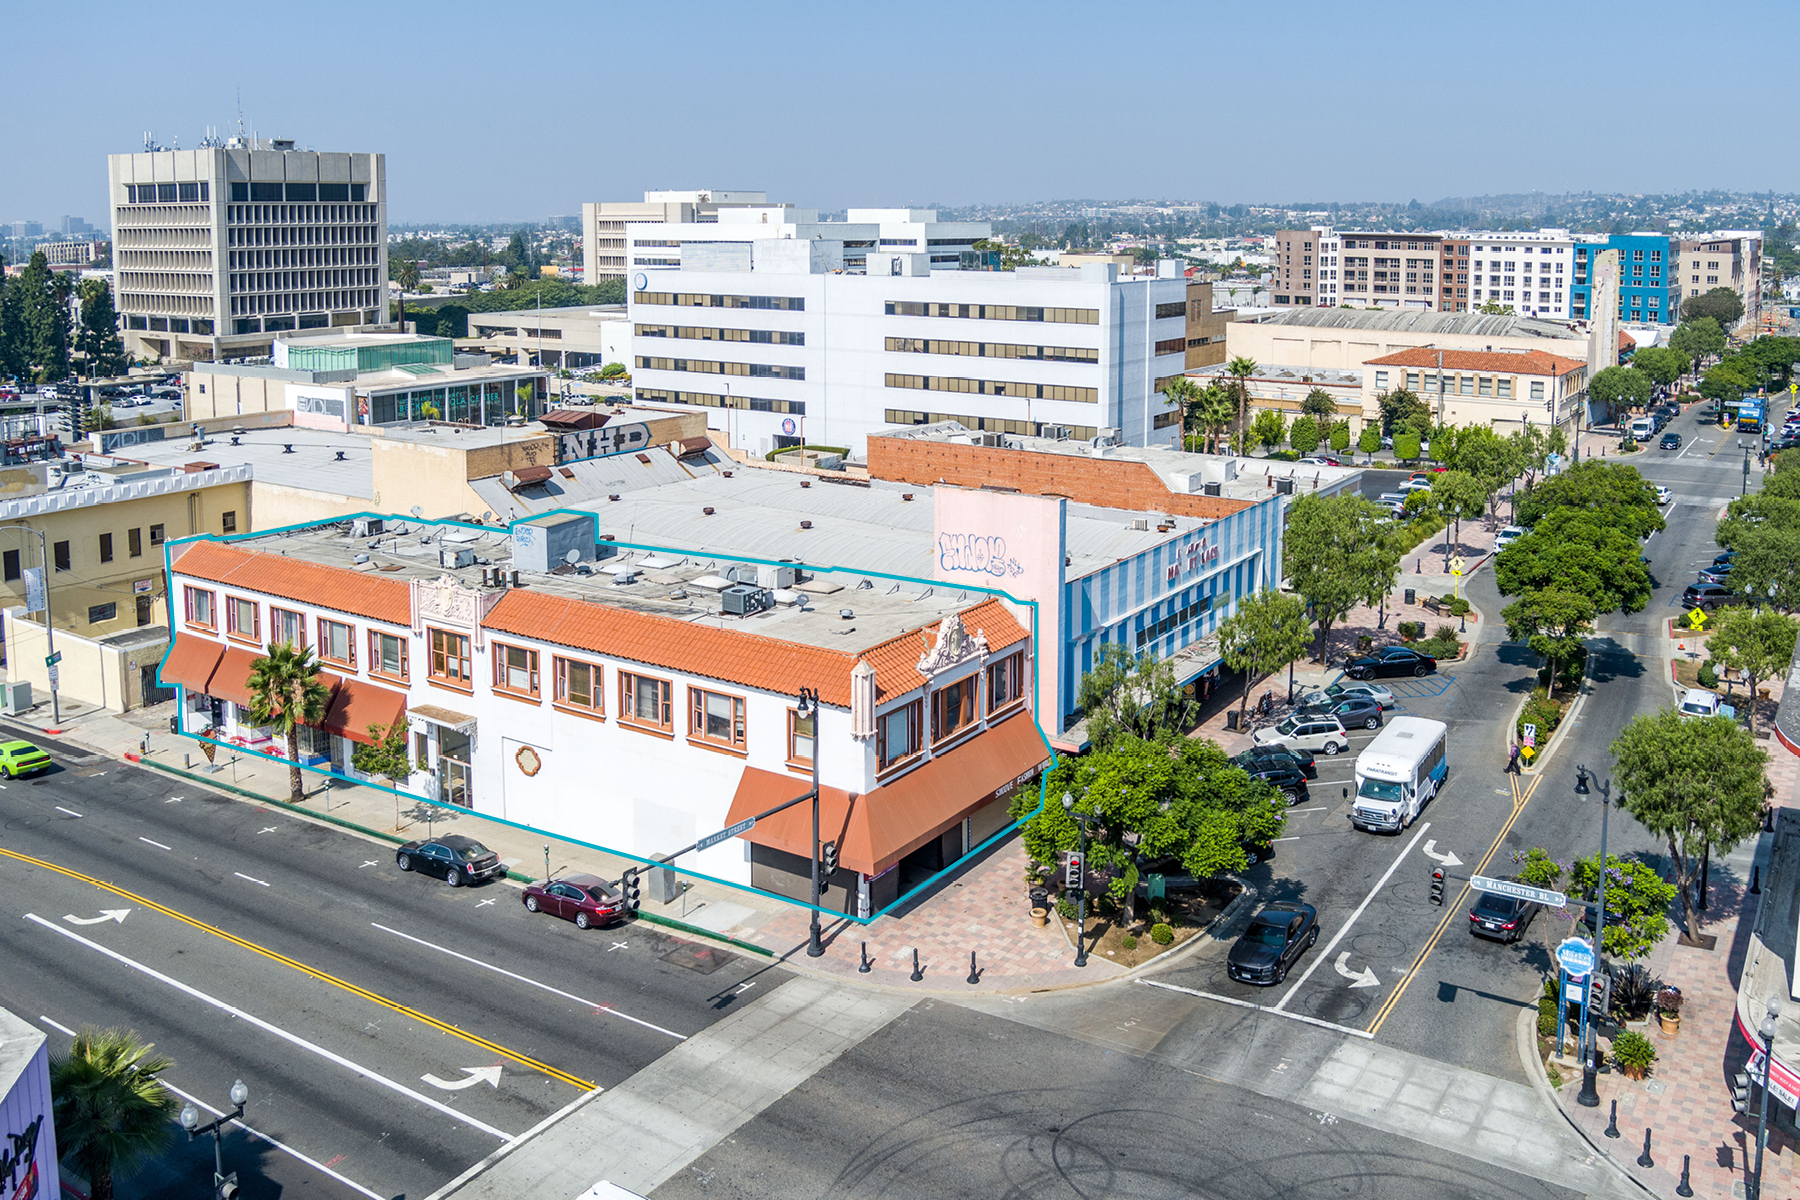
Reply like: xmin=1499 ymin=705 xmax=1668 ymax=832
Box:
xmin=1349 ymin=716 xmax=1449 ymax=833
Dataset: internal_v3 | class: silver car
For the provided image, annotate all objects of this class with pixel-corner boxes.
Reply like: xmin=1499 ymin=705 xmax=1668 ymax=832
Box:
xmin=1253 ymin=713 xmax=1350 ymax=756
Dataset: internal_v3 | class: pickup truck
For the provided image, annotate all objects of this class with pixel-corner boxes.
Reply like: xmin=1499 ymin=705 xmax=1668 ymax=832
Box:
xmin=1677 ymin=688 xmax=1736 ymax=720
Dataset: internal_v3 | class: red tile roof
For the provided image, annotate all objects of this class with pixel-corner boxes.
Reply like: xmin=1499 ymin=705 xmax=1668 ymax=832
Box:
xmin=1364 ymin=348 xmax=1586 ymax=376
xmin=174 ymin=540 xmax=412 ymax=625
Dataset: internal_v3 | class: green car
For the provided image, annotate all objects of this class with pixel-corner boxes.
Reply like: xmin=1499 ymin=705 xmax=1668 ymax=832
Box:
xmin=0 ymin=740 xmax=52 ymax=778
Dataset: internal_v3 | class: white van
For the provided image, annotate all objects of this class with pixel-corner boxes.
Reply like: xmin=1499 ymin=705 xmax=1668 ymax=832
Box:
xmin=1627 ymin=416 xmax=1656 ymax=441
xmin=1349 ymin=716 xmax=1449 ymax=832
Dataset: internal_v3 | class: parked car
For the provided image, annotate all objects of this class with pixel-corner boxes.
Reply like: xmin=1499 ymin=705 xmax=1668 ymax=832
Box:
xmin=1226 ymin=903 xmax=1319 ymax=985
xmin=1677 ymin=688 xmax=1735 ymax=720
xmin=1469 ymin=889 xmax=1540 ymax=943
xmin=1494 ymin=525 xmax=1528 ymax=551
xmin=1654 ymin=486 xmax=1673 ymax=505
xmin=395 ymin=834 xmax=506 ymax=886
xmin=1300 ymin=694 xmax=1384 ymax=730
xmin=1298 ymin=455 xmax=1342 ymax=467
xmin=1303 ymin=679 xmax=1395 ymax=709
xmin=1699 ymin=563 xmax=1734 ymax=585
xmin=0 ymin=740 xmax=51 ymax=779
xmin=521 ymin=872 xmax=627 ymax=929
xmin=1235 ymin=741 xmax=1317 ymax=777
xmin=1231 ymin=749 xmax=1310 ymax=805
xmin=1376 ymin=491 xmax=1410 ymax=512
xmin=1659 ymin=431 xmax=1682 ymax=450
xmin=1397 ymin=479 xmax=1434 ymax=494
xmin=1681 ymin=582 xmax=1732 ymax=610
xmin=1714 ymin=550 xmax=1737 ymax=566
xmin=1253 ymin=713 xmax=1350 ymax=756
xmin=1343 ymin=645 xmax=1438 ymax=680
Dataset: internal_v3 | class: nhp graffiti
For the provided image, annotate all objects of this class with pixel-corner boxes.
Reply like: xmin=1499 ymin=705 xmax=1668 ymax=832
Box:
xmin=938 ymin=532 xmax=1024 ymax=578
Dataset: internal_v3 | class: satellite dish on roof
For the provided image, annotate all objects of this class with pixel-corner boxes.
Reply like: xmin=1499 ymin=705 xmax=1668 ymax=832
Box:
xmin=481 ymin=511 xmax=493 ymax=522
xmin=410 ymin=505 xmax=424 ymax=518
xmin=564 ymin=549 xmax=581 ymax=565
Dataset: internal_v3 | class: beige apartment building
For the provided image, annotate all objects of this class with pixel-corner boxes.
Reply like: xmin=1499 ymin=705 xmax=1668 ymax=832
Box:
xmin=1225 ymin=307 xmax=1596 ymax=375
xmin=1361 ymin=347 xmax=1588 ymax=436
xmin=1675 ymin=233 xmax=1763 ymax=328
xmin=580 ymin=189 xmax=771 ymax=281
xmin=1185 ymin=280 xmax=1233 ymax=369
xmin=1275 ymin=229 xmax=1456 ymax=310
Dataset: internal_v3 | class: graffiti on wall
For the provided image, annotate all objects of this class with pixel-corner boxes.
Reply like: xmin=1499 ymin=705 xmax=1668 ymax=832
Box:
xmin=937 ymin=532 xmax=1024 ymax=578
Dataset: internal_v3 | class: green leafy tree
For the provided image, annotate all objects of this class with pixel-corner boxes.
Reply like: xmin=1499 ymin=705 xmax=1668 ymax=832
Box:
xmin=1301 ymin=387 xmax=1338 ymax=420
xmin=1681 ymin=286 xmax=1745 ymax=329
xmin=1612 ymin=709 xmax=1770 ymax=938
xmin=1014 ymin=737 xmax=1287 ymax=924
xmin=0 ymin=269 xmax=26 ymax=382
xmin=1495 ymin=510 xmax=1654 ymax=615
xmin=1357 ymin=425 xmax=1380 ymax=455
xmin=1288 ymin=414 xmax=1320 ymax=455
xmin=1392 ymin=429 xmax=1421 ymax=462
xmin=14 ymin=251 xmax=71 ymax=381
xmin=75 ymin=278 xmax=126 ymax=378
xmin=1216 ymin=588 xmax=1312 ymax=727
xmin=1669 ymin=317 xmax=1727 ymax=370
xmin=1727 ymin=525 xmax=1800 ymax=611
xmin=1700 ymin=357 xmax=1756 ymax=404
xmin=1511 ymin=847 xmax=1564 ymax=889
xmin=1075 ymin=643 xmax=1196 ymax=751
xmin=1225 ymin=355 xmax=1258 ymax=450
xmin=1588 ymin=365 xmax=1653 ymax=416
xmin=1474 ymin=300 xmax=1511 ymax=315
xmin=1426 ymin=470 xmax=1489 ymax=558
xmin=1706 ymin=608 xmax=1800 ymax=735
xmin=1631 ymin=345 xmax=1689 ymax=389
xmin=50 ymin=1027 xmax=179 ymax=1200
xmin=351 ymin=717 xmax=416 ymax=785
xmin=1250 ymin=406 xmax=1287 ymax=451
xmin=599 ymin=361 xmax=628 ymax=380
xmin=1502 ymin=588 xmax=1595 ymax=698
xmin=1284 ymin=492 xmax=1402 ymax=660
xmin=246 ymin=642 xmax=332 ymax=802
xmin=1448 ymin=425 xmax=1522 ymax=522
xmin=1512 ymin=460 xmax=1664 ymax=539
xmin=1568 ymin=853 xmax=1678 ymax=961
xmin=1377 ymin=388 xmax=1432 ymax=435
xmin=1329 ymin=420 xmax=1352 ymax=453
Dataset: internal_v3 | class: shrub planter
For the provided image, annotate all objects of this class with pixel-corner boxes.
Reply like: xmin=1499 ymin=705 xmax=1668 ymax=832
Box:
xmin=1659 ymin=1011 xmax=1680 ymax=1035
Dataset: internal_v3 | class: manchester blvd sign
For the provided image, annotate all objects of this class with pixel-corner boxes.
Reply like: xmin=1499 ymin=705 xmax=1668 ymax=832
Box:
xmin=1469 ymin=874 xmax=1567 ymax=908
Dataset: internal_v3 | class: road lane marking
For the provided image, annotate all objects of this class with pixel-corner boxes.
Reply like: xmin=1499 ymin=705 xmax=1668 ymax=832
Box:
xmin=359 ymin=860 xmax=378 ymax=868
xmin=63 ymin=909 xmax=130 ymax=925
xmin=138 ymin=837 xmax=171 ymax=850
xmin=1365 ymin=772 xmax=1545 ymax=1036
xmin=234 ymin=872 xmax=271 ymax=887
xmin=0 ymin=845 xmax=595 ymax=1089
xmin=1271 ymin=822 xmax=1431 ymax=1012
xmin=1333 ymin=952 xmax=1379 ymax=988
xmin=54 ymin=807 xmax=82 ymax=818
xmin=370 ymin=922 xmax=687 ymax=1041
xmin=259 ymin=826 xmax=279 ymax=834
xmin=421 ymin=1065 xmax=502 ymax=1090
xmin=24 ymin=914 xmax=518 ymax=1142
xmin=1138 ymin=980 xmax=1374 ymax=1040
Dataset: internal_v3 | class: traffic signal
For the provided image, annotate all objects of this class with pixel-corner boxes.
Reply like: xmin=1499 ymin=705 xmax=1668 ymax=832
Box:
xmin=1732 ymin=1069 xmax=1752 ymax=1114
xmin=1066 ymin=852 xmax=1084 ymax=890
xmin=1429 ymin=868 xmax=1445 ymax=905
xmin=621 ymin=870 xmax=641 ymax=911
xmin=216 ymin=1171 xmax=240 ymax=1200
xmin=1592 ymin=970 xmax=1612 ymax=1018
xmin=818 ymin=840 xmax=838 ymax=895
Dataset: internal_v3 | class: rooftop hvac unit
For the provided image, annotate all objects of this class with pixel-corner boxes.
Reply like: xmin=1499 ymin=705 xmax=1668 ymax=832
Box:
xmin=351 ymin=517 xmax=385 ymax=537
xmin=757 ymin=564 xmax=796 ymax=589
xmin=1275 ymin=478 xmax=1296 ymax=495
xmin=439 ymin=546 xmax=475 ymax=569
xmin=1203 ymin=481 xmax=1222 ymax=497
xmin=721 ymin=584 xmax=769 ymax=616
xmin=1040 ymin=425 xmax=1071 ymax=441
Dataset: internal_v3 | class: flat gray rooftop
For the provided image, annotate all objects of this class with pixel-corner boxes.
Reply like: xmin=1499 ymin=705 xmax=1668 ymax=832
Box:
xmin=125 ymin=428 xmax=377 ymax=499
xmin=1239 ymin=307 xmax=1586 ymax=339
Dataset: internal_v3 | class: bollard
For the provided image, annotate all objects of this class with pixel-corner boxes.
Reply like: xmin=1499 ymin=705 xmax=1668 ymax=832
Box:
xmin=967 ymin=951 xmax=980 ymax=986
xmin=1752 ymin=865 xmax=1762 ymax=896
xmin=1676 ymin=1154 xmax=1693 ymax=1197
xmin=1604 ymin=1099 xmax=1620 ymax=1139
xmin=858 ymin=942 xmax=872 ymax=973
xmin=1638 ymin=1128 xmax=1654 ymax=1169
xmin=910 ymin=948 xmax=924 ymax=982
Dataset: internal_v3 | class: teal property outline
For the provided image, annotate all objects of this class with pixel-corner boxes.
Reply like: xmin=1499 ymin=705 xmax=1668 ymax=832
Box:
xmin=157 ymin=507 xmax=1056 ymax=924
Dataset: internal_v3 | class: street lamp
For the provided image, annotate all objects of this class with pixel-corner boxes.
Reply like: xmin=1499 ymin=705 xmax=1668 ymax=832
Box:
xmin=1741 ymin=438 xmax=1753 ymax=496
xmin=1062 ymin=790 xmax=1098 ymax=968
xmin=1573 ymin=765 xmax=1615 ymax=1109
xmin=1751 ymin=996 xmax=1785 ymax=1200
xmin=180 ymin=1079 xmax=248 ymax=1200
xmin=795 ymin=686 xmax=824 ymax=958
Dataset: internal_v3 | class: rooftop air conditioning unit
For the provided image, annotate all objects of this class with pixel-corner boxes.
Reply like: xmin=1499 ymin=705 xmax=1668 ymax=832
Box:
xmin=757 ymin=564 xmax=796 ymax=589
xmin=1203 ymin=481 xmax=1222 ymax=497
xmin=1275 ymin=478 xmax=1296 ymax=495
xmin=351 ymin=517 xmax=385 ymax=537
xmin=721 ymin=584 xmax=769 ymax=616
xmin=1040 ymin=425 xmax=1070 ymax=441
xmin=439 ymin=546 xmax=475 ymax=569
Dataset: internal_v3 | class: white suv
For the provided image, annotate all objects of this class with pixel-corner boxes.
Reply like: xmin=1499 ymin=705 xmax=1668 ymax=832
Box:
xmin=1254 ymin=714 xmax=1350 ymax=756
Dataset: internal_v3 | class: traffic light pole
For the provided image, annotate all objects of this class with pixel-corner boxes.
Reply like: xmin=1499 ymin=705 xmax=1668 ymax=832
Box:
xmin=1575 ymin=765 xmax=1610 ymax=1108
xmin=805 ymin=686 xmax=824 ymax=957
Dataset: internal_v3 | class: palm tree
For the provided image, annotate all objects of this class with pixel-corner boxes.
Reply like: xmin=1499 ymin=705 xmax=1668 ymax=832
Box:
xmin=50 ymin=1028 xmax=179 ymax=1200
xmin=1163 ymin=377 xmax=1201 ymax=446
xmin=1196 ymin=385 xmax=1236 ymax=454
xmin=1225 ymin=355 xmax=1259 ymax=454
xmin=246 ymin=641 xmax=331 ymax=802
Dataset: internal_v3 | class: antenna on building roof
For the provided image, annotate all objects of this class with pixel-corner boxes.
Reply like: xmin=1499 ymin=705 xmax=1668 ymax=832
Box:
xmin=236 ymin=86 xmax=244 ymax=140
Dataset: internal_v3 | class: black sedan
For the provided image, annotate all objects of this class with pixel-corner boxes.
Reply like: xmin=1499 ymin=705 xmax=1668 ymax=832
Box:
xmin=1659 ymin=431 xmax=1682 ymax=450
xmin=1231 ymin=749 xmax=1310 ymax=805
xmin=1242 ymin=742 xmax=1316 ymax=778
xmin=1300 ymin=694 xmax=1384 ymax=730
xmin=1227 ymin=903 xmax=1319 ymax=985
xmin=396 ymin=834 xmax=507 ymax=887
xmin=1344 ymin=645 xmax=1438 ymax=680
xmin=1469 ymin=890 xmax=1539 ymax=943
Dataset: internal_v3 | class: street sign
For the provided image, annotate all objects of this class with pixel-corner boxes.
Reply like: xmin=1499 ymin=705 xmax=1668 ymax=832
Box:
xmin=1470 ymin=875 xmax=1567 ymax=907
xmin=1688 ymin=608 xmax=1709 ymax=628
xmin=696 ymin=816 xmax=756 ymax=852
xmin=1748 ymin=1052 xmax=1800 ymax=1108
xmin=1555 ymin=936 xmax=1596 ymax=980
xmin=46 ymin=665 xmax=59 ymax=689
xmin=1450 ymin=556 xmax=1466 ymax=574
xmin=45 ymin=651 xmax=60 ymax=667
xmin=1521 ymin=723 xmax=1537 ymax=747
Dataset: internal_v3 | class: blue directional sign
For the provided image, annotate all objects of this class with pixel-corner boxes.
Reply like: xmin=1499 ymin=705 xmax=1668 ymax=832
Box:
xmin=1555 ymin=936 xmax=1595 ymax=980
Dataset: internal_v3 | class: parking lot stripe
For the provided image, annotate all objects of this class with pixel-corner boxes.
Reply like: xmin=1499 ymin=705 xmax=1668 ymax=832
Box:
xmin=1364 ymin=772 xmax=1545 ymax=1036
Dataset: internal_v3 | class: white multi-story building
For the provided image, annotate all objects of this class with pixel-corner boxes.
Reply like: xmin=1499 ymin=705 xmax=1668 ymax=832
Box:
xmin=629 ymin=247 xmax=1196 ymax=456
xmin=1460 ymin=229 xmax=1577 ymax=320
xmin=581 ymin=189 xmax=772 ymax=282
xmin=107 ymin=138 xmax=387 ymax=363
xmin=624 ymin=206 xmax=989 ymax=276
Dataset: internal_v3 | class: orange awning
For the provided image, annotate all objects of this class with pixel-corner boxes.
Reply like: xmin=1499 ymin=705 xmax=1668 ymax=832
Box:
xmin=158 ymin=635 xmax=224 ymax=694
xmin=204 ymin=646 xmax=264 ymax=709
xmin=322 ymin=678 xmax=408 ymax=745
xmin=726 ymin=714 xmax=1051 ymax=876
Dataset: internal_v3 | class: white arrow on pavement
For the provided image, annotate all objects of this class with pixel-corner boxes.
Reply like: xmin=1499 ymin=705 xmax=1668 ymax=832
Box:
xmin=1334 ymin=952 xmax=1380 ymax=989
xmin=420 ymin=1065 xmax=502 ymax=1091
xmin=63 ymin=909 xmax=130 ymax=926
xmin=1422 ymin=840 xmax=1464 ymax=868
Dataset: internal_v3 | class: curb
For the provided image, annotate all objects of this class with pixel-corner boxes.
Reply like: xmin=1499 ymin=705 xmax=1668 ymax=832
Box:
xmin=1514 ymin=1006 xmax=1656 ymax=1197
xmin=129 ymin=756 xmax=774 ymax=959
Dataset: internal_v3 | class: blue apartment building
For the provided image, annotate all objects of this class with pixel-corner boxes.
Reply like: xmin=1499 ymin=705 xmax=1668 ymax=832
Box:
xmin=1569 ymin=234 xmax=1679 ymax=326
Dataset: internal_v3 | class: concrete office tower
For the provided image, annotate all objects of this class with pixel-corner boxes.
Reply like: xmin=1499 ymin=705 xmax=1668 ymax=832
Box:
xmin=625 ymin=207 xmax=989 ymax=277
xmin=1587 ymin=249 xmax=1621 ymax=376
xmin=108 ymin=138 xmax=387 ymax=363
xmin=581 ymin=190 xmax=771 ymax=282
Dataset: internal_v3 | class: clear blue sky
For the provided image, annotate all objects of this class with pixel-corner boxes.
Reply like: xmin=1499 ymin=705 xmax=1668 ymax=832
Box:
xmin=6 ymin=0 xmax=1796 ymax=227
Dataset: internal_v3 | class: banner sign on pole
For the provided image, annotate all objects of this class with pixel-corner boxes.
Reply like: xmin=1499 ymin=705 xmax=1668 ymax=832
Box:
xmin=22 ymin=567 xmax=44 ymax=614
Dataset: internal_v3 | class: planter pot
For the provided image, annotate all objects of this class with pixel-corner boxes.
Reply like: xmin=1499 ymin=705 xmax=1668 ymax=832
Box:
xmin=1621 ymin=1064 xmax=1648 ymax=1081
xmin=1030 ymin=907 xmax=1049 ymax=928
xmin=1659 ymin=1012 xmax=1680 ymax=1035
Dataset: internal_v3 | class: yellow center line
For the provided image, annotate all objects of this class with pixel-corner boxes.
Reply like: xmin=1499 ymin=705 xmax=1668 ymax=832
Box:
xmin=1365 ymin=772 xmax=1544 ymax=1036
xmin=0 ymin=845 xmax=595 ymax=1091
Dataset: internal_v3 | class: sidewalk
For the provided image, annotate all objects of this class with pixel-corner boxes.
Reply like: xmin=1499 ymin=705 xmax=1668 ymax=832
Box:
xmin=1543 ymin=739 xmax=1800 ymax=1198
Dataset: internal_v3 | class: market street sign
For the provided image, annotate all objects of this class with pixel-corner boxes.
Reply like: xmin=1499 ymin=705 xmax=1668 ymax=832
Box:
xmin=1470 ymin=875 xmax=1567 ymax=908
xmin=696 ymin=816 xmax=756 ymax=852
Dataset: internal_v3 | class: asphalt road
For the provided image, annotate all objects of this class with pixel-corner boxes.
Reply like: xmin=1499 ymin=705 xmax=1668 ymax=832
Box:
xmin=0 ymin=734 xmax=784 ymax=1200
xmin=650 ymin=999 xmax=1585 ymax=1200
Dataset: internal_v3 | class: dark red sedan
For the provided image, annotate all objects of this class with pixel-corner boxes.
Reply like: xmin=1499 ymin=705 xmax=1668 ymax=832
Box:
xmin=522 ymin=873 xmax=627 ymax=930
